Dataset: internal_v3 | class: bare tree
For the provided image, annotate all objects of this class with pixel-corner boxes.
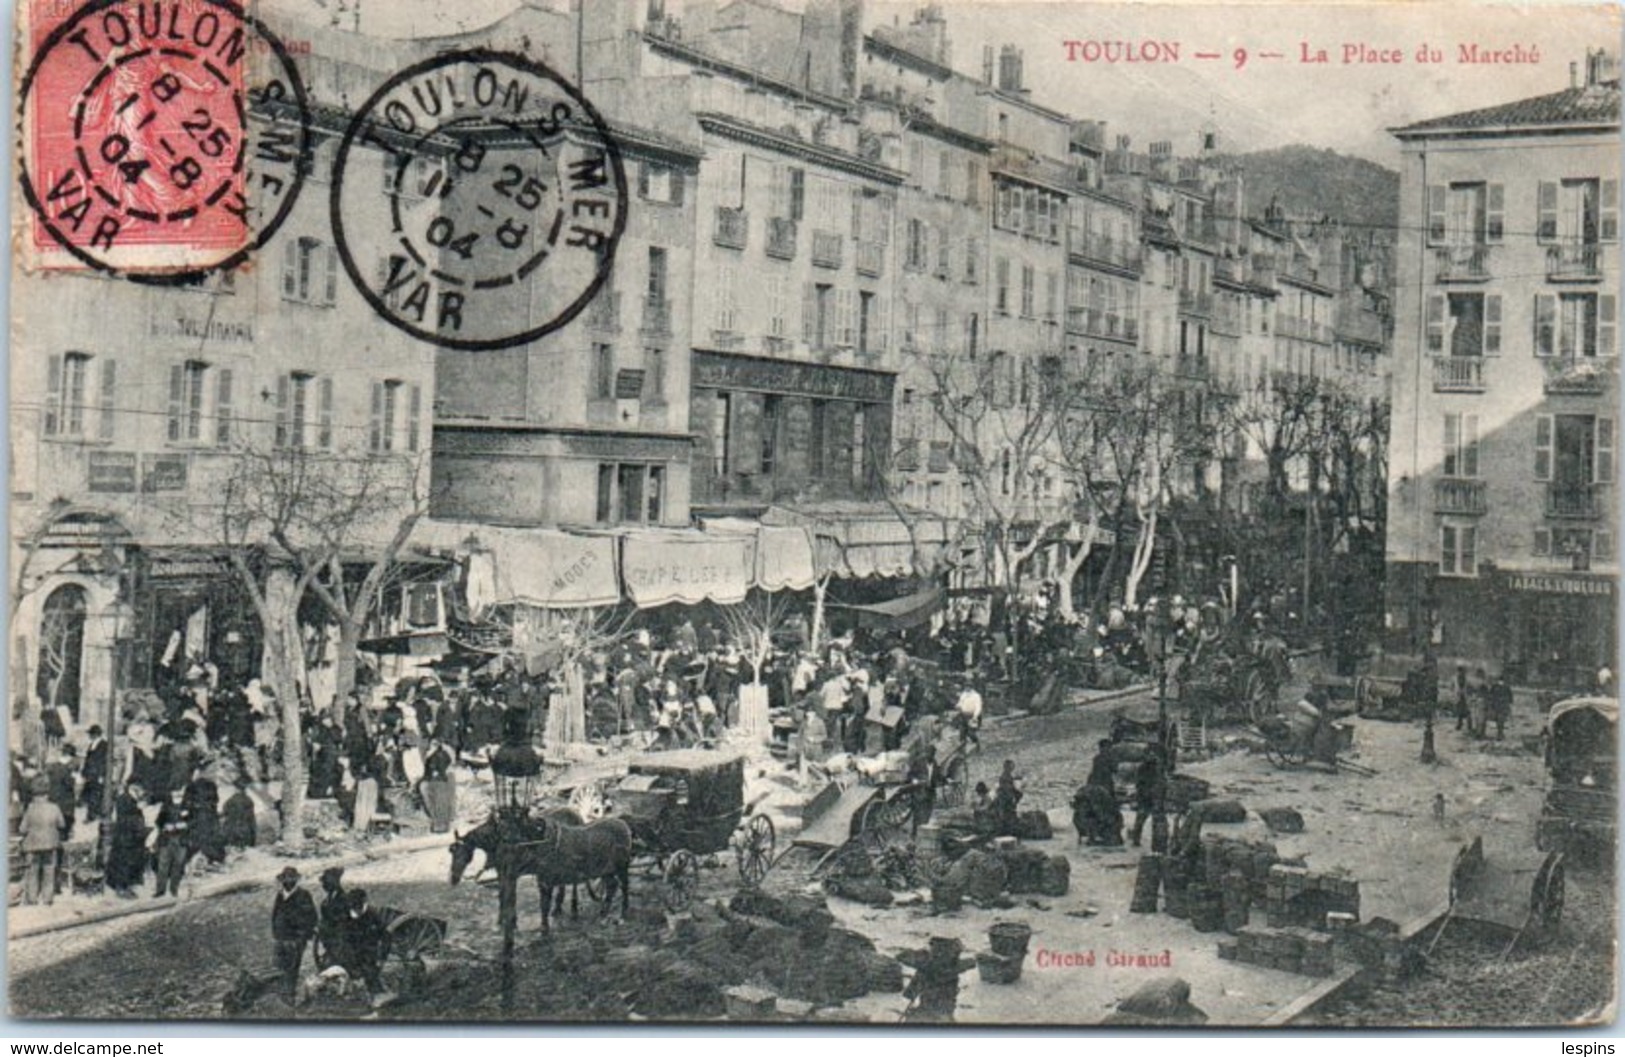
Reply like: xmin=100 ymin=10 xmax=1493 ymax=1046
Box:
xmin=213 ymin=445 xmax=429 ymax=844
xmin=525 ymin=605 xmax=632 ymax=745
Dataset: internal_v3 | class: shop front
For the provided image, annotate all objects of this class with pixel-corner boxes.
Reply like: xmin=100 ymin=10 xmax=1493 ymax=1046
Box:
xmin=1497 ymin=571 xmax=1618 ymax=690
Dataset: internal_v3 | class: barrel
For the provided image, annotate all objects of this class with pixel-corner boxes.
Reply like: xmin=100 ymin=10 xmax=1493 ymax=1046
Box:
xmin=989 ymin=921 xmax=1033 ymax=958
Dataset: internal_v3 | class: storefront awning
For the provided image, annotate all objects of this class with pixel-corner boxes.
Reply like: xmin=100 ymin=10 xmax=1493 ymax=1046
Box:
xmin=413 ymin=520 xmax=621 ymax=610
xmin=698 ymin=518 xmax=817 ymax=592
xmin=620 ymin=530 xmax=757 ymax=607
xmin=832 ymin=584 xmax=946 ymax=631
xmin=762 ymin=502 xmax=951 ymax=579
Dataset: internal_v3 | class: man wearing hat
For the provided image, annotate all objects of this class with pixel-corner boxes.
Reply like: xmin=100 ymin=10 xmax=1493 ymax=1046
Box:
xmin=271 ymin=866 xmax=318 ymax=1002
xmin=898 ymin=936 xmax=976 ymax=1022
xmin=80 ymin=726 xmax=110 ymax=822
xmin=18 ymin=776 xmax=66 ymax=905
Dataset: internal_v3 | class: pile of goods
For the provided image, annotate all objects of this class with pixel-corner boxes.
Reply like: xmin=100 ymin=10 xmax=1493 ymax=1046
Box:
xmin=1101 ymin=977 xmax=1209 ymax=1026
xmin=1218 ymin=926 xmax=1337 ymax=977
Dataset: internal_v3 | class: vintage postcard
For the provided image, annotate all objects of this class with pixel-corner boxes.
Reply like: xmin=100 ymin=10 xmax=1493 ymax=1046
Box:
xmin=6 ymin=0 xmax=1619 ymax=1028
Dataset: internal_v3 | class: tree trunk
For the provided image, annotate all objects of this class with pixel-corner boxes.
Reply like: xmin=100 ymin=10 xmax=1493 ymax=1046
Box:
xmin=810 ymin=576 xmax=829 ymax=654
xmin=1124 ymin=504 xmax=1158 ymax=609
xmin=332 ymin=617 xmax=362 ymax=713
xmin=263 ymin=573 xmax=308 ymax=849
xmin=1053 ymin=522 xmax=1098 ymax=621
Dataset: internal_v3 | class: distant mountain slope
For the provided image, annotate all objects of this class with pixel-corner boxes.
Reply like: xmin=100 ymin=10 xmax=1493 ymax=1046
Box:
xmin=1219 ymin=145 xmax=1399 ymax=234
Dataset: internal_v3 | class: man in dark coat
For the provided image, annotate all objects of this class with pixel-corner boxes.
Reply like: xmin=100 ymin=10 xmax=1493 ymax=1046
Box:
xmin=270 ymin=866 xmax=319 ymax=1002
xmin=221 ymin=782 xmax=257 ymax=850
xmin=106 ymin=781 xmax=148 ymax=897
xmin=80 ymin=726 xmax=110 ymax=822
xmin=338 ymin=888 xmax=387 ymax=993
xmin=185 ymin=775 xmax=226 ymax=864
xmin=991 ymin=759 xmax=1023 ymax=837
xmin=1129 ymin=753 xmax=1164 ymax=847
xmin=152 ymin=786 xmax=191 ymax=898
xmin=316 ymin=867 xmax=348 ymax=969
xmin=899 ymin=937 xmax=976 ymax=1023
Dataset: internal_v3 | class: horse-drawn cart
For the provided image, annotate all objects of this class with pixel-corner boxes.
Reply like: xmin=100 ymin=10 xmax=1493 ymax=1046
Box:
xmin=1429 ymin=836 xmax=1565 ymax=959
xmin=1255 ymin=702 xmax=1375 ymax=775
xmin=573 ymin=750 xmax=776 ymax=911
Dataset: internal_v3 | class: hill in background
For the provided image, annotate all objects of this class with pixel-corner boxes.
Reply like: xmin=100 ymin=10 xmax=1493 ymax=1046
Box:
xmin=1218 ymin=145 xmax=1399 ymax=235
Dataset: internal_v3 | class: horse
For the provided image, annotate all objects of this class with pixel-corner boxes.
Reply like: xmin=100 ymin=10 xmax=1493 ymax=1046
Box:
xmin=449 ymin=810 xmax=631 ymax=930
xmin=530 ymin=813 xmax=633 ymax=930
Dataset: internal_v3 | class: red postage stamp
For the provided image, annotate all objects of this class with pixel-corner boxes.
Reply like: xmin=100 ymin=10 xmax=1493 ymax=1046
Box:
xmin=18 ymin=0 xmax=309 ymax=278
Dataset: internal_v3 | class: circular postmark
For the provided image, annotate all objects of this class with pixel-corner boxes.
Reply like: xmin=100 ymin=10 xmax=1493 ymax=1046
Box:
xmin=18 ymin=0 xmax=312 ymax=282
xmin=330 ymin=48 xmax=629 ymax=351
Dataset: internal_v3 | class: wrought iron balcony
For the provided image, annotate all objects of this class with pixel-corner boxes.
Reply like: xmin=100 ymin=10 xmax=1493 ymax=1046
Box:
xmin=1543 ymin=358 xmax=1614 ymax=395
xmin=1547 ymin=484 xmax=1604 ymax=520
xmin=713 ymin=206 xmax=748 ymax=250
xmin=1432 ymin=356 xmax=1485 ymax=393
xmin=1547 ymin=241 xmax=1603 ymax=282
xmin=1178 ymin=288 xmax=1213 ymax=316
xmin=765 ymin=217 xmax=797 ymax=260
xmin=1434 ymin=478 xmax=1486 ymax=516
xmin=1434 ymin=244 xmax=1491 ymax=282
xmin=811 ymin=230 xmax=843 ymax=269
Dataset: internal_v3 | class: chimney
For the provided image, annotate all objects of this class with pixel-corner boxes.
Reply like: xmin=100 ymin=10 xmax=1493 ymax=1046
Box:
xmin=1571 ymin=61 xmax=1580 ymax=88
xmin=983 ymin=44 xmax=995 ymax=85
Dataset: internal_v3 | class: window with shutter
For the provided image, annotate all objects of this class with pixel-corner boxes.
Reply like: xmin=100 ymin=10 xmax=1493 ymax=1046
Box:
xmin=1534 ymin=294 xmax=1557 ymax=356
xmin=1485 ymin=183 xmax=1504 ymax=242
xmin=318 ymin=377 xmax=334 ymax=450
xmin=44 ymin=354 xmax=61 ymax=436
xmin=1600 ymin=294 xmax=1617 ymax=356
xmin=167 ymin=363 xmax=184 ymax=442
xmin=1533 ymin=528 xmax=1552 ymax=557
xmin=1535 ymin=414 xmax=1554 ymax=480
xmin=407 ymin=384 xmax=422 ymax=452
xmin=1484 ymin=294 xmax=1502 ymax=353
xmin=1602 ymin=179 xmax=1618 ymax=242
xmin=99 ymin=358 xmax=117 ymax=441
xmin=1443 ymin=414 xmax=1460 ymax=476
xmin=1595 ymin=416 xmax=1615 ymax=484
xmin=368 ymin=381 xmax=383 ymax=452
xmin=1425 ymin=294 xmax=1445 ymax=353
xmin=214 ymin=367 xmax=231 ymax=446
xmin=275 ymin=374 xmax=291 ymax=448
xmin=1426 ymin=185 xmax=1447 ymax=245
xmin=1595 ymin=529 xmax=1615 ymax=562
xmin=324 ymin=246 xmax=338 ymax=305
xmin=802 ymin=283 xmax=816 ymax=346
xmin=1537 ymin=181 xmax=1558 ymax=242
xmin=281 ymin=239 xmax=298 ymax=298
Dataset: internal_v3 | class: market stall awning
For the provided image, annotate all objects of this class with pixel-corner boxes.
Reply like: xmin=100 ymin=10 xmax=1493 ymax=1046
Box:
xmin=619 ymin=530 xmax=757 ymax=607
xmin=699 ymin=518 xmax=817 ymax=591
xmin=831 ymin=584 xmax=946 ymax=631
xmin=413 ymin=520 xmax=621 ymax=610
xmin=762 ymin=502 xmax=951 ymax=579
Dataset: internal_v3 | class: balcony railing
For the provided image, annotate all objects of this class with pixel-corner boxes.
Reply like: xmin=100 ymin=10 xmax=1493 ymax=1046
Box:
xmin=1066 ymin=307 xmax=1136 ymax=342
xmin=1071 ymin=230 xmax=1142 ymax=271
xmin=641 ymin=298 xmax=671 ymax=336
xmin=1544 ymin=358 xmax=1614 ymax=395
xmin=928 ymin=440 xmax=953 ymax=473
xmin=1432 ymin=356 xmax=1485 ymax=393
xmin=894 ymin=439 xmax=921 ymax=472
xmin=713 ymin=206 xmax=748 ymax=250
xmin=856 ymin=240 xmax=884 ymax=277
xmin=1547 ymin=484 xmax=1604 ymax=520
xmin=1175 ymin=355 xmax=1211 ymax=381
xmin=1547 ymin=241 xmax=1603 ymax=281
xmin=1434 ymin=478 xmax=1486 ymax=516
xmin=765 ymin=217 xmax=797 ymax=260
xmin=1275 ymin=315 xmax=1334 ymax=344
xmin=585 ymin=290 xmax=621 ymax=331
xmin=1178 ymin=288 xmax=1213 ymax=316
xmin=1434 ymin=244 xmax=1491 ymax=282
xmin=812 ymin=230 xmax=843 ymax=269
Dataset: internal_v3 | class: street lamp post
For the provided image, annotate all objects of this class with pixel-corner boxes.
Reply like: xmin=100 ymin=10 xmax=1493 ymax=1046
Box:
xmin=95 ymin=600 xmax=133 ymax=869
xmin=490 ymin=727 xmax=541 ymax=1013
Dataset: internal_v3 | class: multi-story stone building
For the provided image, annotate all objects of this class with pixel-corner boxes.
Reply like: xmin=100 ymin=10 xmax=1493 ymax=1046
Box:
xmin=1385 ymin=52 xmax=1619 ymax=687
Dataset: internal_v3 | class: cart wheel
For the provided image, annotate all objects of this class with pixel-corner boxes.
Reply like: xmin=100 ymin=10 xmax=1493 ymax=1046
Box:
xmin=570 ymin=782 xmax=607 ymax=822
xmin=1532 ymin=852 xmax=1565 ymax=931
xmin=736 ymin=815 xmax=775 ymax=887
xmin=663 ymin=849 xmax=699 ymax=912
xmin=874 ymin=793 xmax=917 ymax=832
xmin=938 ymin=756 xmax=969 ymax=809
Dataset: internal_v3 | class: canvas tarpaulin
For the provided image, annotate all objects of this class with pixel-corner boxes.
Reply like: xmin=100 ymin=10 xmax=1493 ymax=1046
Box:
xmin=620 ymin=530 xmax=757 ymax=607
xmin=413 ymin=520 xmax=620 ymax=610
